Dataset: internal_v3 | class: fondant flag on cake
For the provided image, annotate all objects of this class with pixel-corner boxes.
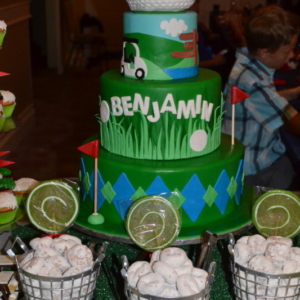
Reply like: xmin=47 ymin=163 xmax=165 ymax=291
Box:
xmin=77 ymin=139 xmax=104 ymax=225
xmin=77 ymin=140 xmax=99 ymax=158
xmin=230 ymin=86 xmax=249 ymax=145
xmin=231 ymin=86 xmax=249 ymax=104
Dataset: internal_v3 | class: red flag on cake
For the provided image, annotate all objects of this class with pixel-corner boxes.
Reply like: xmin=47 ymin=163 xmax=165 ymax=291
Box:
xmin=77 ymin=140 xmax=99 ymax=158
xmin=231 ymin=86 xmax=249 ymax=104
xmin=230 ymin=86 xmax=249 ymax=145
xmin=77 ymin=139 xmax=104 ymax=225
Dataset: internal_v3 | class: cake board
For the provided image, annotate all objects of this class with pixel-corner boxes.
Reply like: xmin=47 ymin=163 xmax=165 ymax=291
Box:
xmin=74 ymin=185 xmax=254 ymax=245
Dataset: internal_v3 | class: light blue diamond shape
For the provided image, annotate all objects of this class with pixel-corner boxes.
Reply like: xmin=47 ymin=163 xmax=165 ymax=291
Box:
xmin=235 ymin=159 xmax=244 ymax=205
xmin=214 ymin=170 xmax=230 ymax=214
xmin=181 ymin=175 xmax=207 ymax=222
xmin=146 ymin=176 xmax=170 ymax=195
xmin=79 ymin=158 xmax=88 ymax=201
xmin=112 ymin=173 xmax=135 ymax=220
xmin=89 ymin=169 xmax=105 ymax=210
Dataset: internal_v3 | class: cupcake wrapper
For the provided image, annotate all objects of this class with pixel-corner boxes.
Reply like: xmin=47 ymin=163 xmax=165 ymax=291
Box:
xmin=3 ymin=102 xmax=16 ymax=118
xmin=0 ymin=209 xmax=17 ymax=224
xmin=13 ymin=192 xmax=29 ymax=206
xmin=0 ymin=31 xmax=7 ymax=49
xmin=2 ymin=117 xmax=16 ymax=132
xmin=0 ymin=116 xmax=6 ymax=131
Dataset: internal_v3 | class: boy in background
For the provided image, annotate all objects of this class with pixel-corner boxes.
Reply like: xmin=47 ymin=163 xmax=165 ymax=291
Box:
xmin=222 ymin=5 xmax=300 ymax=189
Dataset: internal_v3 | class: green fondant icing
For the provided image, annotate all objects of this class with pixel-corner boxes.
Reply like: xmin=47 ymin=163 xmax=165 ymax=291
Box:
xmin=83 ymin=172 xmax=91 ymax=194
xmin=203 ymin=185 xmax=218 ymax=207
xmin=131 ymin=187 xmax=146 ymax=200
xmin=227 ymin=177 xmax=238 ymax=198
xmin=101 ymin=182 xmax=116 ymax=203
xmin=100 ymin=69 xmax=222 ymax=160
xmin=168 ymin=189 xmax=186 ymax=207
xmin=79 ymin=134 xmax=246 ymax=231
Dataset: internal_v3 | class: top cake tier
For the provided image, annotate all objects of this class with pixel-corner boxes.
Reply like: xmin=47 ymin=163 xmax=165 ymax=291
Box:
xmin=126 ymin=0 xmax=196 ymax=12
xmin=121 ymin=11 xmax=198 ymax=80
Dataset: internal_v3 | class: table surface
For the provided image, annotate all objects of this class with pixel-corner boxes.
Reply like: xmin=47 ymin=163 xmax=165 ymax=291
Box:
xmin=8 ymin=224 xmax=300 ymax=300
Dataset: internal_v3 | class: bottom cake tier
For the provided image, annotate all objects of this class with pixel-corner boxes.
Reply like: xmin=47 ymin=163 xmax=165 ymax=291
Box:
xmin=76 ymin=133 xmax=253 ymax=240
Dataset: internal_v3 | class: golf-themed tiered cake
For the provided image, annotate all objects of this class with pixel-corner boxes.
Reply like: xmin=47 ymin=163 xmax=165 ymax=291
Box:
xmin=76 ymin=0 xmax=252 ymax=240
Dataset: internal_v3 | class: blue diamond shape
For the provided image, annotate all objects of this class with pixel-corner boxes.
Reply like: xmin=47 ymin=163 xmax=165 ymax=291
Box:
xmin=80 ymin=158 xmax=88 ymax=200
xmin=89 ymin=169 xmax=105 ymax=210
xmin=214 ymin=170 xmax=230 ymax=214
xmin=146 ymin=176 xmax=170 ymax=195
xmin=235 ymin=160 xmax=244 ymax=205
xmin=112 ymin=173 xmax=135 ymax=220
xmin=181 ymin=175 xmax=206 ymax=222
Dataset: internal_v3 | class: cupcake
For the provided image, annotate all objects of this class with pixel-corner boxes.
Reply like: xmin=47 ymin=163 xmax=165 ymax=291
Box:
xmin=0 ymin=21 xmax=7 ymax=49
xmin=13 ymin=178 xmax=39 ymax=205
xmin=1 ymin=90 xmax=16 ymax=118
xmin=0 ymin=192 xmax=17 ymax=224
xmin=0 ymin=104 xmax=6 ymax=131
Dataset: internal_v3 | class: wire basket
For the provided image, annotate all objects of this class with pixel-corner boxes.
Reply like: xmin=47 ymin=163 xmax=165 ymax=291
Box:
xmin=6 ymin=237 xmax=108 ymax=300
xmin=121 ymin=231 xmax=217 ymax=300
xmin=228 ymin=233 xmax=300 ymax=300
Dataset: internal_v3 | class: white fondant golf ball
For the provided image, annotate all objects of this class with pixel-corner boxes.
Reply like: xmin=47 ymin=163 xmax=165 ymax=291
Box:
xmin=100 ymin=100 xmax=110 ymax=123
xmin=126 ymin=0 xmax=195 ymax=12
xmin=190 ymin=130 xmax=207 ymax=152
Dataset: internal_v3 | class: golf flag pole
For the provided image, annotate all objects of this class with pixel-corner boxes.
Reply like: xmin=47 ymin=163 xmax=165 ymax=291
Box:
xmin=77 ymin=139 xmax=104 ymax=225
xmin=231 ymin=86 xmax=250 ymax=145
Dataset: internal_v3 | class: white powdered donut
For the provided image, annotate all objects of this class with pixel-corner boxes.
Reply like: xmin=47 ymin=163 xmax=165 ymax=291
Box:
xmin=30 ymin=236 xmax=53 ymax=250
xmin=51 ymin=238 xmax=77 ymax=254
xmin=152 ymin=261 xmax=177 ymax=284
xmin=236 ymin=236 xmax=250 ymax=244
xmin=266 ymin=236 xmax=293 ymax=248
xmin=22 ymin=257 xmax=45 ymax=275
xmin=177 ymin=274 xmax=200 ymax=297
xmin=150 ymin=250 xmax=161 ymax=264
xmin=290 ymin=247 xmax=300 ymax=263
xmin=38 ymin=266 xmax=53 ymax=276
xmin=265 ymin=242 xmax=291 ymax=269
xmin=127 ymin=261 xmax=152 ymax=288
xmin=191 ymin=267 xmax=208 ymax=291
xmin=248 ymin=234 xmax=267 ymax=256
xmin=19 ymin=252 xmax=34 ymax=268
xmin=160 ymin=286 xmax=180 ymax=298
xmin=67 ymin=244 xmax=93 ymax=267
xmin=248 ymin=255 xmax=274 ymax=274
xmin=63 ymin=266 xmax=82 ymax=276
xmin=137 ymin=272 xmax=165 ymax=296
xmin=57 ymin=234 xmax=82 ymax=245
xmin=283 ymin=259 xmax=300 ymax=274
xmin=43 ymin=255 xmax=71 ymax=273
xmin=234 ymin=242 xmax=252 ymax=266
xmin=63 ymin=266 xmax=86 ymax=296
xmin=34 ymin=247 xmax=60 ymax=258
xmin=160 ymin=247 xmax=188 ymax=268
xmin=174 ymin=258 xmax=193 ymax=277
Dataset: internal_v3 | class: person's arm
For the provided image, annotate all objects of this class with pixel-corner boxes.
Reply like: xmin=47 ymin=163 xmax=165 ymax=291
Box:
xmin=278 ymin=86 xmax=300 ymax=101
xmin=284 ymin=112 xmax=300 ymax=135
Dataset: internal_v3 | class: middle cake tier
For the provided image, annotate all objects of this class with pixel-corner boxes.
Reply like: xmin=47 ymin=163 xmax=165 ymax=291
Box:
xmin=99 ymin=68 xmax=222 ymax=160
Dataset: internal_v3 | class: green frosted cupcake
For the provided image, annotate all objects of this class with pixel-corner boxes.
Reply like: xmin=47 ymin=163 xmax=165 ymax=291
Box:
xmin=1 ymin=91 xmax=16 ymax=118
xmin=0 ymin=192 xmax=18 ymax=224
xmin=13 ymin=177 xmax=39 ymax=206
xmin=0 ymin=21 xmax=7 ymax=49
xmin=0 ymin=104 xmax=6 ymax=131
